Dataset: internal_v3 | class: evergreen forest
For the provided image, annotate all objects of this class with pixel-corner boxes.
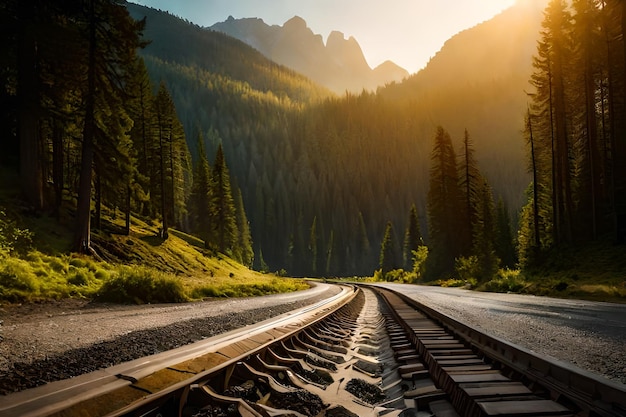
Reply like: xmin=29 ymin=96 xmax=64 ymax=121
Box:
xmin=1 ymin=0 xmax=625 ymax=298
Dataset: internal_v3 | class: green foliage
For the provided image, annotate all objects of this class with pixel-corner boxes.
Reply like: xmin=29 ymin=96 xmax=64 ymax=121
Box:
xmin=190 ymin=277 xmax=308 ymax=299
xmin=379 ymin=222 xmax=398 ymax=276
xmin=495 ymin=198 xmax=517 ymax=268
xmin=426 ymin=127 xmax=464 ymax=279
xmin=411 ymin=246 xmax=429 ymax=282
xmin=523 ymin=0 xmax=626 ymax=268
xmin=0 ymin=257 xmax=38 ymax=292
xmin=189 ymin=134 xmax=213 ymax=247
xmin=0 ymin=210 xmax=32 ymax=256
xmin=455 ymin=256 xmax=481 ymax=283
xmin=403 ymin=204 xmax=423 ymax=270
xmin=436 ymin=278 xmax=473 ymax=288
xmin=0 ymin=252 xmax=105 ymax=302
xmin=233 ymin=187 xmax=254 ymax=267
xmin=483 ymin=269 xmax=527 ymax=293
xmin=209 ymin=144 xmax=239 ymax=255
xmin=98 ymin=265 xmax=188 ymax=304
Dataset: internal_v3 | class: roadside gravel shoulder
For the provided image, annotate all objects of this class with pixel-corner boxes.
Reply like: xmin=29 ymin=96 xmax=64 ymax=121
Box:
xmin=394 ymin=285 xmax=626 ymax=386
xmin=0 ymin=282 xmax=341 ymax=395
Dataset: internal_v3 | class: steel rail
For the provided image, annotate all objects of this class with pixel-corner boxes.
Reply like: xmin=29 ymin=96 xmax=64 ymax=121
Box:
xmin=0 ymin=285 xmax=356 ymax=417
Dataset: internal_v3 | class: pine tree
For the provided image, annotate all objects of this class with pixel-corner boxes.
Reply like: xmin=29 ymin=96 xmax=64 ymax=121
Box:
xmin=234 ymin=186 xmax=254 ymax=267
xmin=189 ymin=134 xmax=212 ymax=247
xmin=209 ymin=143 xmax=238 ymax=255
xmin=356 ymin=211 xmax=372 ymax=276
xmin=403 ymin=204 xmax=423 ymax=270
xmin=153 ymin=81 xmax=175 ymax=239
xmin=309 ymin=216 xmax=318 ymax=276
xmin=474 ymin=180 xmax=499 ymax=280
xmin=74 ymin=0 xmax=146 ymax=253
xmin=127 ymin=57 xmax=156 ymax=217
xmin=458 ymin=129 xmax=482 ymax=256
xmin=495 ymin=197 xmax=517 ymax=268
xmin=379 ymin=221 xmax=397 ymax=278
xmin=325 ymin=230 xmax=334 ymax=277
xmin=426 ymin=126 xmax=464 ymax=279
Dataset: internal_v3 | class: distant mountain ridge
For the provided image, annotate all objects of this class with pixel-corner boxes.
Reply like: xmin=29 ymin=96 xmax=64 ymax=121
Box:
xmin=210 ymin=16 xmax=409 ymax=94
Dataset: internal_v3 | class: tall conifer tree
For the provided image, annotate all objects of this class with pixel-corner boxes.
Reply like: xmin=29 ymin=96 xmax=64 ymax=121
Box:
xmin=189 ymin=134 xmax=212 ymax=247
xmin=379 ymin=221 xmax=397 ymax=278
xmin=234 ymin=186 xmax=254 ymax=267
xmin=209 ymin=144 xmax=238 ymax=254
xmin=426 ymin=126 xmax=464 ymax=279
xmin=403 ymin=204 xmax=423 ymax=270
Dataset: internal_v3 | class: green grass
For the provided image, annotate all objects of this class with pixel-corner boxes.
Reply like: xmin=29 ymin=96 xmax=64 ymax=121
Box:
xmin=474 ymin=241 xmax=626 ymax=302
xmin=0 ymin=180 xmax=309 ymax=305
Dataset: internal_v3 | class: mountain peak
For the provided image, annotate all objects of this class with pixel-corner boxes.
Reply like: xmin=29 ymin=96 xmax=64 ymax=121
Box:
xmin=210 ymin=16 xmax=408 ymax=93
xmin=284 ymin=15 xmax=307 ymax=29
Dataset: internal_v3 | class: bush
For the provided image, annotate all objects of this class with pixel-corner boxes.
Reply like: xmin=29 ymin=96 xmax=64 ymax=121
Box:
xmin=483 ymin=269 xmax=526 ymax=293
xmin=455 ymin=256 xmax=480 ymax=282
xmin=436 ymin=278 xmax=474 ymax=288
xmin=190 ymin=278 xmax=309 ymax=300
xmin=98 ymin=266 xmax=188 ymax=304
xmin=373 ymin=268 xmax=414 ymax=283
xmin=0 ymin=209 xmax=32 ymax=256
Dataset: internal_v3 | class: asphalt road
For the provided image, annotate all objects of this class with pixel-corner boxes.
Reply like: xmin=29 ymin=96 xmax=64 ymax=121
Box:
xmin=372 ymin=283 xmax=626 ymax=385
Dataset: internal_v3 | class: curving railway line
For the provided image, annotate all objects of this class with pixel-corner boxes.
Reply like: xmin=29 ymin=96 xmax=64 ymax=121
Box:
xmin=1 ymin=284 xmax=625 ymax=417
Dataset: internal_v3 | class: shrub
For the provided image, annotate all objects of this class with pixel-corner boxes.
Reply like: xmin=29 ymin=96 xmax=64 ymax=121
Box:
xmin=98 ymin=266 xmax=188 ymax=304
xmin=483 ymin=269 xmax=526 ymax=293
xmin=373 ymin=268 xmax=414 ymax=283
xmin=190 ymin=278 xmax=308 ymax=300
xmin=455 ymin=256 xmax=480 ymax=282
xmin=0 ymin=209 xmax=32 ymax=256
xmin=411 ymin=246 xmax=429 ymax=281
xmin=437 ymin=278 xmax=471 ymax=288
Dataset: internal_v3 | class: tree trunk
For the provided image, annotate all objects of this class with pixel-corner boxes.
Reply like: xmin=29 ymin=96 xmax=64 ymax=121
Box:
xmin=158 ymin=120 xmax=168 ymax=239
xmin=17 ymin=2 xmax=43 ymax=211
xmin=528 ymin=109 xmax=541 ymax=250
xmin=52 ymin=119 xmax=64 ymax=218
xmin=125 ymin=184 xmax=131 ymax=236
xmin=94 ymin=171 xmax=101 ymax=231
xmin=74 ymin=0 xmax=96 ymax=253
xmin=616 ymin=0 xmax=626 ymax=242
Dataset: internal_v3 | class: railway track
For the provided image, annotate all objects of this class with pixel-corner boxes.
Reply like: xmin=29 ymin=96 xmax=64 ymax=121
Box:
xmin=1 ymin=285 xmax=625 ymax=417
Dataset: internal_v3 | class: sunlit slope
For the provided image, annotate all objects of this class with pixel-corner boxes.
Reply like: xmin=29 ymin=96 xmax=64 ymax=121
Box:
xmin=380 ymin=0 xmax=548 ymax=209
xmin=126 ymin=3 xmax=331 ymax=105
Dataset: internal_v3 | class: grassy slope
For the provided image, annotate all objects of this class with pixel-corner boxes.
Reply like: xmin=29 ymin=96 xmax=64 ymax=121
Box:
xmin=0 ymin=169 xmax=308 ymax=304
xmin=519 ymin=242 xmax=626 ymax=302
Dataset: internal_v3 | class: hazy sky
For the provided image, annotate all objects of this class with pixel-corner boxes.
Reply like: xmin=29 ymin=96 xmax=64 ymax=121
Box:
xmin=132 ymin=0 xmax=516 ymax=73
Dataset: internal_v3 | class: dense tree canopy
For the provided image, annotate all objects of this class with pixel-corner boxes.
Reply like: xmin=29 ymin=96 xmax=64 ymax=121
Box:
xmin=520 ymin=0 xmax=626 ymax=265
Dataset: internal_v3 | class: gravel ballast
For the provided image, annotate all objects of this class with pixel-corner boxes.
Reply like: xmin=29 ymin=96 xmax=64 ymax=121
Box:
xmin=0 ymin=282 xmax=340 ymax=395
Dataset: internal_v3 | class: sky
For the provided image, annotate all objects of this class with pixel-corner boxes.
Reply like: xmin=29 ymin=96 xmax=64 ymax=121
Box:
xmin=132 ymin=0 xmax=517 ymax=74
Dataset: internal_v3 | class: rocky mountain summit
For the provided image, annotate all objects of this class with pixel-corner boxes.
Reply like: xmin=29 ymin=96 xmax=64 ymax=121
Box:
xmin=211 ymin=16 xmax=409 ymax=94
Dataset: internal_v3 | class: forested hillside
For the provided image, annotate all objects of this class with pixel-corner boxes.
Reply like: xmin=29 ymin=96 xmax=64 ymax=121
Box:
xmin=127 ymin=2 xmax=545 ymax=276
